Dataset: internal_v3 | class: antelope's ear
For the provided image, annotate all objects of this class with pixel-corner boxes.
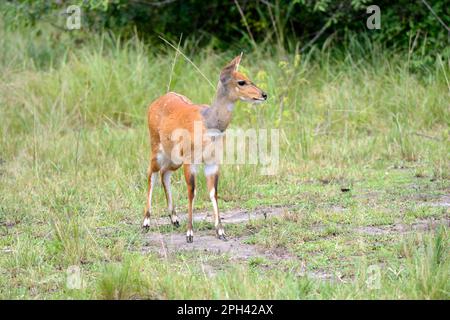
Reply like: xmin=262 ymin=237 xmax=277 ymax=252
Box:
xmin=220 ymin=55 xmax=242 ymax=83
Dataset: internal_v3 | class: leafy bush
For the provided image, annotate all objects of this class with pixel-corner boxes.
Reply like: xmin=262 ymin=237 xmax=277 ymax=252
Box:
xmin=2 ymin=0 xmax=449 ymax=56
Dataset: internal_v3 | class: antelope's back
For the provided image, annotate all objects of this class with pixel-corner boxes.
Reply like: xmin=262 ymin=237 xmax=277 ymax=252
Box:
xmin=147 ymin=92 xmax=206 ymax=147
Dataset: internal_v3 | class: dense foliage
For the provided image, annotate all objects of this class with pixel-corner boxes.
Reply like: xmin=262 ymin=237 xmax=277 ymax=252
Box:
xmin=3 ymin=0 xmax=449 ymax=55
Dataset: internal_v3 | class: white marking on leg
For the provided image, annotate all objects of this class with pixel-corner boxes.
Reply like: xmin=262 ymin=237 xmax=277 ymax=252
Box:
xmin=170 ymin=214 xmax=179 ymax=224
xmin=204 ymin=164 xmax=218 ymax=176
xmin=190 ymin=164 xmax=198 ymax=175
xmin=186 ymin=229 xmax=194 ymax=237
xmin=209 ymin=187 xmax=219 ymax=227
xmin=157 ymin=151 xmax=172 ymax=171
xmin=217 ymin=227 xmax=225 ymax=236
xmin=143 ymin=217 xmax=150 ymax=227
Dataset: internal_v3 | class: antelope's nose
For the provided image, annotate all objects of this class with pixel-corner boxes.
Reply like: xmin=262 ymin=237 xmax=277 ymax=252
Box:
xmin=262 ymin=92 xmax=267 ymax=100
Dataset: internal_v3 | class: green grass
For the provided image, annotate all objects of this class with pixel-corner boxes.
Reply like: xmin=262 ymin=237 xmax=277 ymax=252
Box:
xmin=0 ymin=16 xmax=449 ymax=299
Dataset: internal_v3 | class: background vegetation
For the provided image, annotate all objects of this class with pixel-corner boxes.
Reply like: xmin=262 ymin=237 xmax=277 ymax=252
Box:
xmin=0 ymin=1 xmax=449 ymax=299
xmin=5 ymin=0 xmax=450 ymax=52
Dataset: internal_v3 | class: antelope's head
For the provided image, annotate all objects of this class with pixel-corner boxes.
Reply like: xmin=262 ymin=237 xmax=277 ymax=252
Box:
xmin=219 ymin=55 xmax=267 ymax=103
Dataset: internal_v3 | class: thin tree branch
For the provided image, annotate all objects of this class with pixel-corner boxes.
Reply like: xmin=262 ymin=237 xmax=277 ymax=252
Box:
xmin=420 ymin=0 xmax=450 ymax=32
xmin=233 ymin=0 xmax=257 ymax=49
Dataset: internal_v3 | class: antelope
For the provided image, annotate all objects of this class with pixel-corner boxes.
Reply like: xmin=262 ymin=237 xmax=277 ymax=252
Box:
xmin=142 ymin=55 xmax=267 ymax=242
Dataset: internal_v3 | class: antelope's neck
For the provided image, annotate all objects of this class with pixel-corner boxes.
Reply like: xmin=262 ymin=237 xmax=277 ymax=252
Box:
xmin=202 ymin=84 xmax=235 ymax=132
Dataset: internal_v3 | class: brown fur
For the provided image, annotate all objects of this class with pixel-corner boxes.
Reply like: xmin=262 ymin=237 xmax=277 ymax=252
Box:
xmin=143 ymin=55 xmax=267 ymax=242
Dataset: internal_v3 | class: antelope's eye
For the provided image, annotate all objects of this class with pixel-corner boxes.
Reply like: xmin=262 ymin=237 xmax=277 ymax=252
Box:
xmin=237 ymin=80 xmax=246 ymax=86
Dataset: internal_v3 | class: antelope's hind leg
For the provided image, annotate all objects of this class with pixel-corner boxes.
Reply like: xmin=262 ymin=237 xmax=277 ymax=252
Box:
xmin=161 ymin=169 xmax=180 ymax=227
xmin=142 ymin=158 xmax=160 ymax=230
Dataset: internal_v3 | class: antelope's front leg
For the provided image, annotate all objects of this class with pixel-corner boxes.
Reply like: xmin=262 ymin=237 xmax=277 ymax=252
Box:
xmin=205 ymin=164 xmax=226 ymax=241
xmin=184 ymin=164 xmax=196 ymax=243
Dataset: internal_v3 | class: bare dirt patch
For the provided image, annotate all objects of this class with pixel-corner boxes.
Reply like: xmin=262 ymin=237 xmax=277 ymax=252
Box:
xmin=429 ymin=194 xmax=450 ymax=208
xmin=142 ymin=205 xmax=334 ymax=279
xmin=355 ymin=218 xmax=449 ymax=236
xmin=141 ymin=230 xmax=333 ymax=280
xmin=152 ymin=205 xmax=294 ymax=227
xmin=142 ymin=231 xmax=292 ymax=261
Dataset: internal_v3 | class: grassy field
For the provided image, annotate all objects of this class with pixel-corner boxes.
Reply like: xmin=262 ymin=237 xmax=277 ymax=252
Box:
xmin=0 ymin=18 xmax=449 ymax=299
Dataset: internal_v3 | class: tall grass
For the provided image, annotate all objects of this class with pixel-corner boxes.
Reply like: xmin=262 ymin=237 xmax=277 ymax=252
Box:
xmin=2 ymin=19 xmax=448 ymax=166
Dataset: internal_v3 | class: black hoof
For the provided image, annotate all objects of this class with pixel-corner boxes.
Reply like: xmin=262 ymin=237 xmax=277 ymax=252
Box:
xmin=142 ymin=225 xmax=149 ymax=233
xmin=172 ymin=220 xmax=180 ymax=228
xmin=217 ymin=233 xmax=227 ymax=241
xmin=186 ymin=235 xmax=193 ymax=243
